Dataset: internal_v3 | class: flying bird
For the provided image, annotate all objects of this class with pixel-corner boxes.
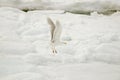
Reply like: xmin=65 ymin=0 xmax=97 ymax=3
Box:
xmin=47 ymin=17 xmax=66 ymax=54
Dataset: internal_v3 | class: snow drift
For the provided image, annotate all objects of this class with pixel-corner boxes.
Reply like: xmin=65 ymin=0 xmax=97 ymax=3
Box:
xmin=0 ymin=0 xmax=120 ymax=14
xmin=0 ymin=7 xmax=120 ymax=80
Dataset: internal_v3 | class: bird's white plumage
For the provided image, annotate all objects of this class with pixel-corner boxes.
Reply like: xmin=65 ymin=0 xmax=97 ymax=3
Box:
xmin=47 ymin=17 xmax=64 ymax=53
xmin=47 ymin=17 xmax=62 ymax=44
xmin=54 ymin=20 xmax=62 ymax=44
xmin=47 ymin=17 xmax=56 ymax=42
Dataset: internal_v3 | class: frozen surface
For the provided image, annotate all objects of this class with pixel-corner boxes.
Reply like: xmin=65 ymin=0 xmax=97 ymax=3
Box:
xmin=0 ymin=0 xmax=120 ymax=14
xmin=0 ymin=7 xmax=120 ymax=80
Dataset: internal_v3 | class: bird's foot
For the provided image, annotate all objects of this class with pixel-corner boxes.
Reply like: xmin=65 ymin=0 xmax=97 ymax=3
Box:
xmin=52 ymin=49 xmax=57 ymax=54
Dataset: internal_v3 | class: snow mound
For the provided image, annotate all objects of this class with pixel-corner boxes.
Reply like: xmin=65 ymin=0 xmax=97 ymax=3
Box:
xmin=0 ymin=7 xmax=120 ymax=80
xmin=53 ymin=63 xmax=120 ymax=80
xmin=89 ymin=42 xmax=120 ymax=64
xmin=0 ymin=41 xmax=35 ymax=55
xmin=1 ymin=72 xmax=50 ymax=80
xmin=0 ymin=0 xmax=120 ymax=14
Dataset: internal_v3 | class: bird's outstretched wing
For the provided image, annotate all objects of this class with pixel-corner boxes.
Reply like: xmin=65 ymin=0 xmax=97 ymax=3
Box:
xmin=47 ymin=17 xmax=63 ymax=54
xmin=54 ymin=20 xmax=62 ymax=42
xmin=47 ymin=17 xmax=56 ymax=42
xmin=47 ymin=17 xmax=62 ymax=43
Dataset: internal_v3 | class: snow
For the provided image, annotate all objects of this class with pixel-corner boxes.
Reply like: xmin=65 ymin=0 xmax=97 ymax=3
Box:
xmin=0 ymin=0 xmax=120 ymax=14
xmin=89 ymin=41 xmax=120 ymax=64
xmin=53 ymin=63 xmax=120 ymax=80
xmin=0 ymin=7 xmax=120 ymax=80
